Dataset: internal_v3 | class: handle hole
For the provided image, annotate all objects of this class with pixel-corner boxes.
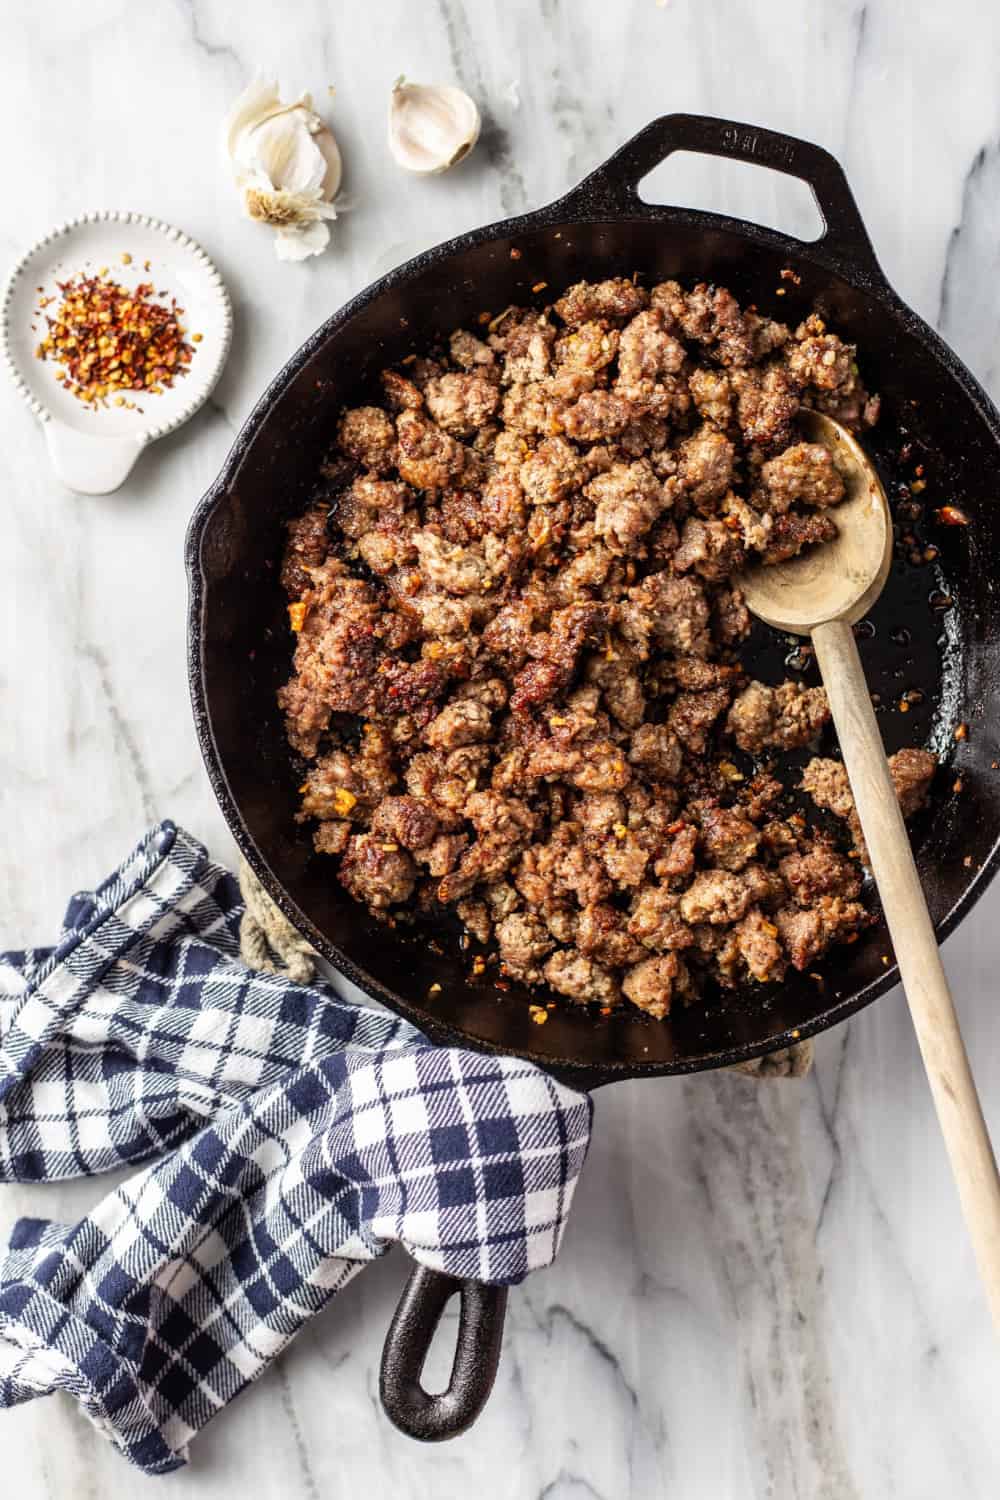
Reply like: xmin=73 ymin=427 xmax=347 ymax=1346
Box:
xmin=637 ymin=153 xmax=825 ymax=244
xmin=420 ymin=1290 xmax=461 ymax=1395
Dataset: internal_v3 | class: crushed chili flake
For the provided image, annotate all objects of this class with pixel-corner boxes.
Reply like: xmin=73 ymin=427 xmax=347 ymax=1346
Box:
xmin=529 ymin=1005 xmax=548 ymax=1025
xmin=34 ymin=270 xmax=196 ymax=409
xmin=954 ymin=722 xmax=969 ymax=741
xmin=934 ymin=505 xmax=970 ymax=527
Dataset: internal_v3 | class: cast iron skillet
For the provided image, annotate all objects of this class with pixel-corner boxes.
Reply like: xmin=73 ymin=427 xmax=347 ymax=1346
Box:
xmin=187 ymin=114 xmax=1000 ymax=1440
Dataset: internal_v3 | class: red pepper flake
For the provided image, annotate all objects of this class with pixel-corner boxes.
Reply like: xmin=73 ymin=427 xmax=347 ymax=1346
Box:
xmin=509 ymin=247 xmax=522 ymax=260
xmin=955 ymin=722 xmax=969 ymax=741
xmin=964 ymin=854 xmax=974 ymax=868
xmin=779 ymin=267 xmax=802 ymax=285
xmin=531 ymin=281 xmax=548 ymax=293
xmin=934 ymin=505 xmax=970 ymax=527
xmin=34 ymin=271 xmax=196 ymax=409
xmin=953 ymin=777 xmax=964 ymax=793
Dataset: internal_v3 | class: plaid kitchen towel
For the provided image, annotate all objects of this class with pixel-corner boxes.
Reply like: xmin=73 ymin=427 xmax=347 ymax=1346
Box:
xmin=0 ymin=822 xmax=591 ymax=1474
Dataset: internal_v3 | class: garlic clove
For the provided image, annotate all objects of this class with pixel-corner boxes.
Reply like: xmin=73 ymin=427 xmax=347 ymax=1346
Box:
xmin=388 ymin=76 xmax=481 ymax=175
xmin=275 ymin=219 xmax=333 ymax=262
xmin=251 ymin=110 xmax=327 ymax=197
xmin=225 ymin=77 xmax=343 ymax=261
xmin=314 ymin=127 xmax=343 ymax=201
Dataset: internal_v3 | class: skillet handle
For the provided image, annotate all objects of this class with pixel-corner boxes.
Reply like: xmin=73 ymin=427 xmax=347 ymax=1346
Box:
xmin=558 ymin=113 xmax=884 ymax=283
xmin=379 ymin=1264 xmax=508 ymax=1440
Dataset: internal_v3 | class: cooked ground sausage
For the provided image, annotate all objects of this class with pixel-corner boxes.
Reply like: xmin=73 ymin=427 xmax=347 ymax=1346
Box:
xmin=279 ymin=276 xmax=938 ymax=1019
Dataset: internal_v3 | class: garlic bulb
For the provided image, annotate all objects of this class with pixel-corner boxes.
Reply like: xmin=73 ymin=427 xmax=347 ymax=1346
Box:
xmin=225 ymin=79 xmax=342 ymax=261
xmin=388 ymin=77 xmax=480 ymax=175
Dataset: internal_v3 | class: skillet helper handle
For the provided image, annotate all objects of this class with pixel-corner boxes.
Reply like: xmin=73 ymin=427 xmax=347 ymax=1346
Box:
xmin=563 ymin=112 xmax=883 ymax=281
xmin=811 ymin=618 xmax=1000 ymax=1332
xmin=379 ymin=1264 xmax=508 ymax=1440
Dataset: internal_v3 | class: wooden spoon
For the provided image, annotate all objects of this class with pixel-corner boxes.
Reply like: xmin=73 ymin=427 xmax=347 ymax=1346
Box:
xmin=740 ymin=408 xmax=1000 ymax=1329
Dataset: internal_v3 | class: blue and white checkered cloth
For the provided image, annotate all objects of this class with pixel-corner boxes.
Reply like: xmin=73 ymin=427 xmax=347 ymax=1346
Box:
xmin=0 ymin=823 xmax=591 ymax=1475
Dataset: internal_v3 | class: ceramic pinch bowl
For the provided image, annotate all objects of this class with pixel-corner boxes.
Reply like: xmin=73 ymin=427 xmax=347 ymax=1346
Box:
xmin=2 ymin=211 xmax=232 ymax=494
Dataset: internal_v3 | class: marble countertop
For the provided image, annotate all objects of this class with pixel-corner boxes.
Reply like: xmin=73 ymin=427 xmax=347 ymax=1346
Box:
xmin=3 ymin=0 xmax=1000 ymax=1494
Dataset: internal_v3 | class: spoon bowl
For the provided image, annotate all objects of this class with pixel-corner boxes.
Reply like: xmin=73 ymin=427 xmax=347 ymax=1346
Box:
xmin=738 ymin=408 xmax=892 ymax=635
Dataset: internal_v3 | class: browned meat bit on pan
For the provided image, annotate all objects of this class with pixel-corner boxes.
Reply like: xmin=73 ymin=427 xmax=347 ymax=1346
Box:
xmin=726 ymin=680 xmax=830 ymax=754
xmin=577 ymin=901 xmax=646 ymax=968
xmin=761 ymin=510 xmax=839 ymax=565
xmin=622 ymin=952 xmax=692 ymax=1019
xmin=699 ymin=805 xmax=760 ymax=872
xmin=889 ymin=747 xmax=939 ymax=818
xmin=733 ymin=908 xmax=786 ymax=984
xmin=801 ymin=748 xmax=937 ymax=863
xmin=561 ymin=389 xmax=634 ymax=442
xmin=679 ymin=870 xmax=754 ymax=926
xmin=370 ymin=795 xmax=440 ymax=851
xmin=779 ymin=844 xmax=861 ymax=905
xmin=338 ymin=405 xmax=397 ymax=473
xmin=673 ymin=516 xmax=746 ymax=582
xmin=488 ymin=309 xmax=556 ymax=384
xmin=616 ymin=308 xmax=686 ymax=385
xmin=729 ymin=365 xmax=800 ymax=452
xmin=424 ymin=371 xmax=500 ymax=437
xmin=672 ymin=283 xmax=755 ymax=367
xmin=776 ymin=896 xmax=869 ymax=971
xmin=450 ymin=327 xmax=496 ymax=370
xmin=622 ymin=572 xmax=713 ymax=659
xmin=277 ymin=273 xmax=923 ymax=1022
xmin=543 ymin=950 xmax=620 ymax=1005
xmin=711 ymin=583 xmax=752 ymax=647
xmin=746 ymin=312 xmax=790 ymax=360
xmin=667 ymin=686 xmax=733 ymax=754
xmin=759 ymin=442 xmax=846 ymax=512
xmin=382 ymin=368 xmax=425 ymax=411
xmin=340 ymin=833 xmax=418 ymax=910
xmin=786 ymin=317 xmax=854 ymax=392
xmin=786 ymin=315 xmax=878 ymax=430
xmin=282 ymin=506 xmax=331 ymax=597
xmin=677 ymin=424 xmax=735 ymax=511
xmin=396 ymin=410 xmax=475 ymax=491
xmin=627 ymin=885 xmax=695 ymax=951
xmin=314 ymin=821 xmax=352 ymax=856
xmin=586 ymin=459 xmax=671 ymax=553
xmin=688 ymin=366 xmax=735 ymax=429
xmin=554 ymin=277 xmax=649 ymax=327
xmin=555 ymin=320 xmax=621 ymax=374
xmin=335 ymin=475 xmax=412 ymax=539
xmin=496 ymin=911 xmax=554 ymax=983
xmin=520 ymin=436 xmax=584 ymax=505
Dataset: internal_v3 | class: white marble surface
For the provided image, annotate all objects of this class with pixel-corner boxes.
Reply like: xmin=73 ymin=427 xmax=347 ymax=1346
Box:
xmin=3 ymin=0 xmax=1000 ymax=1494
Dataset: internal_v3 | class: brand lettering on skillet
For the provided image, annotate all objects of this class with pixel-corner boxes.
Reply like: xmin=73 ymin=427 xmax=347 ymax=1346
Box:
xmin=720 ymin=126 xmax=797 ymax=168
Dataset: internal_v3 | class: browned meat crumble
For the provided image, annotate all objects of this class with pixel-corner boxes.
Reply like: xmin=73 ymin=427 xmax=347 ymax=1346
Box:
xmin=277 ymin=277 xmax=934 ymax=1020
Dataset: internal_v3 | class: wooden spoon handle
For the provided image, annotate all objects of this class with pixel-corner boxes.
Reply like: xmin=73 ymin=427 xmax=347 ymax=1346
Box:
xmin=811 ymin=617 xmax=1000 ymax=1328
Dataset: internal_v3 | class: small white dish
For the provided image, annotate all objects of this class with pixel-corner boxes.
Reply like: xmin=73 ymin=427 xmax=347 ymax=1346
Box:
xmin=2 ymin=211 xmax=233 ymax=494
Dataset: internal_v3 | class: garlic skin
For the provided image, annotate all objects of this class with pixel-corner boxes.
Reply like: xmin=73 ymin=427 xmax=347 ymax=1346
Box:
xmin=388 ymin=77 xmax=481 ymax=175
xmin=225 ymin=79 xmax=342 ymax=261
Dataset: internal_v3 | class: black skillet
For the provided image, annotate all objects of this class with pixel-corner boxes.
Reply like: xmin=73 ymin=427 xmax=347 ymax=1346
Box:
xmin=186 ymin=114 xmax=1000 ymax=1439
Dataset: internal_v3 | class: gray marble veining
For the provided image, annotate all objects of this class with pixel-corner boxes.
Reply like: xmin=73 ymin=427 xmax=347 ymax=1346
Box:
xmin=3 ymin=1 xmax=1000 ymax=1495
